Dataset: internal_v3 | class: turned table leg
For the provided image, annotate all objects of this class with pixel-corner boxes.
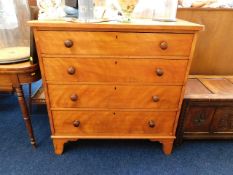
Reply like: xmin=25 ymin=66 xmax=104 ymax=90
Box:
xmin=28 ymin=83 xmax=32 ymax=115
xmin=15 ymin=85 xmax=36 ymax=148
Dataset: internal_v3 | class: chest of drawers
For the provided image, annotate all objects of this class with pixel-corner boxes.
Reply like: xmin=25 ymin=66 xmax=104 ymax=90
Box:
xmin=29 ymin=20 xmax=203 ymax=155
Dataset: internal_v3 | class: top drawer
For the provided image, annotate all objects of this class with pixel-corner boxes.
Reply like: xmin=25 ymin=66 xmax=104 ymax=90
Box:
xmin=37 ymin=31 xmax=194 ymax=57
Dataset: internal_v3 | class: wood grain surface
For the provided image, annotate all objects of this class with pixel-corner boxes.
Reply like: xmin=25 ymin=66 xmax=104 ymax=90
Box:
xmin=48 ymin=84 xmax=182 ymax=109
xmin=185 ymin=76 xmax=233 ymax=99
xmin=43 ymin=58 xmax=188 ymax=84
xmin=185 ymin=78 xmax=211 ymax=96
xmin=30 ymin=20 xmax=202 ymax=155
xmin=28 ymin=19 xmax=204 ymax=31
xmin=52 ymin=110 xmax=176 ymax=136
xmin=199 ymin=78 xmax=233 ymax=94
xmin=37 ymin=31 xmax=194 ymax=57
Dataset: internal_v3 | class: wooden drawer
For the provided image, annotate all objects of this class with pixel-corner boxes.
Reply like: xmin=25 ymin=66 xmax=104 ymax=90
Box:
xmin=53 ymin=110 xmax=176 ymax=136
xmin=37 ymin=31 xmax=193 ymax=57
xmin=48 ymin=84 xmax=182 ymax=109
xmin=43 ymin=58 xmax=188 ymax=84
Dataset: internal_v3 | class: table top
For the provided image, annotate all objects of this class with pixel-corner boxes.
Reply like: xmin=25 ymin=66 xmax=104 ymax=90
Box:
xmin=0 ymin=61 xmax=39 ymax=74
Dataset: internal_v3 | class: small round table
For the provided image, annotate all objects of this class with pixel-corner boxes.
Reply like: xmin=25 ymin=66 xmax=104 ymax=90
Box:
xmin=0 ymin=59 xmax=41 ymax=147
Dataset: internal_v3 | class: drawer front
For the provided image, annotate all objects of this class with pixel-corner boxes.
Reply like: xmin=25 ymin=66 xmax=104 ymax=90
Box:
xmin=48 ymin=85 xmax=182 ymax=109
xmin=43 ymin=58 xmax=188 ymax=84
xmin=37 ymin=31 xmax=193 ymax=56
xmin=53 ymin=111 xmax=176 ymax=135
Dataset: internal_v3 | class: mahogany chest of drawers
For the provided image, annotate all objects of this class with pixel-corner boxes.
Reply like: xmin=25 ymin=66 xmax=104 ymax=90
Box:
xmin=29 ymin=20 xmax=203 ymax=155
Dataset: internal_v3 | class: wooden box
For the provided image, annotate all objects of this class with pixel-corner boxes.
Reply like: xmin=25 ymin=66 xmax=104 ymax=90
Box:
xmin=176 ymin=76 xmax=233 ymax=145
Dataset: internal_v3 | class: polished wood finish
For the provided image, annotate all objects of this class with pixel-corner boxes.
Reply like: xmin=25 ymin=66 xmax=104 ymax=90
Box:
xmin=29 ymin=20 xmax=203 ymax=155
xmin=28 ymin=19 xmax=203 ymax=31
xmin=48 ymin=84 xmax=182 ymax=109
xmin=37 ymin=31 xmax=193 ymax=57
xmin=53 ymin=138 xmax=79 ymax=155
xmin=176 ymin=76 xmax=233 ymax=145
xmin=53 ymin=111 xmax=176 ymax=136
xmin=160 ymin=140 xmax=174 ymax=156
xmin=15 ymin=85 xmax=36 ymax=146
xmin=0 ymin=61 xmax=41 ymax=147
xmin=43 ymin=58 xmax=188 ymax=84
xmin=177 ymin=8 xmax=233 ymax=75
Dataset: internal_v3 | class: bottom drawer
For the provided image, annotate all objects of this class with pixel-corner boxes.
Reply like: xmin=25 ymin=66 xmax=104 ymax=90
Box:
xmin=53 ymin=111 xmax=176 ymax=136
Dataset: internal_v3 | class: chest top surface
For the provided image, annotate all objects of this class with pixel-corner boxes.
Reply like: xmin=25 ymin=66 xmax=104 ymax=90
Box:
xmin=28 ymin=19 xmax=204 ymax=32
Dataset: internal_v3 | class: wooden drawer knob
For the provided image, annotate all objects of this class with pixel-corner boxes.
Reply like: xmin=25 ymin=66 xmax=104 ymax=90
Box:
xmin=160 ymin=41 xmax=168 ymax=50
xmin=148 ymin=120 xmax=156 ymax=128
xmin=73 ymin=120 xmax=80 ymax=127
xmin=70 ymin=94 xmax=78 ymax=101
xmin=152 ymin=96 xmax=160 ymax=102
xmin=64 ymin=39 xmax=73 ymax=48
xmin=156 ymin=68 xmax=164 ymax=76
xmin=67 ymin=66 xmax=76 ymax=75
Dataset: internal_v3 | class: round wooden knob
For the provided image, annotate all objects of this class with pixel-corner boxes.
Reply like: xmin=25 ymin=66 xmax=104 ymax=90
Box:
xmin=148 ymin=120 xmax=155 ymax=128
xmin=67 ymin=66 xmax=76 ymax=75
xmin=152 ymin=96 xmax=160 ymax=102
xmin=73 ymin=120 xmax=80 ymax=127
xmin=160 ymin=41 xmax=168 ymax=50
xmin=70 ymin=94 xmax=78 ymax=101
xmin=156 ymin=68 xmax=164 ymax=76
xmin=64 ymin=39 xmax=73 ymax=48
